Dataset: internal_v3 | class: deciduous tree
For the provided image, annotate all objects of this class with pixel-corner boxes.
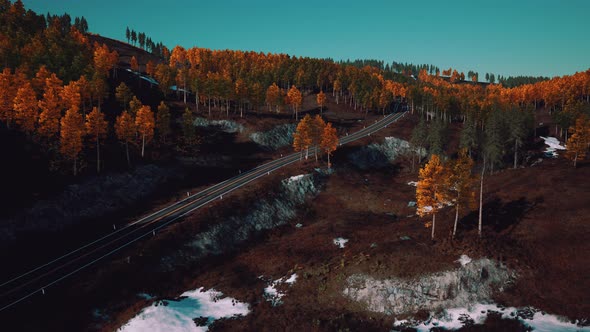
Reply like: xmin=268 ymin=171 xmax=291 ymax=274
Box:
xmin=565 ymin=115 xmax=590 ymax=167
xmin=320 ymin=122 xmax=338 ymax=168
xmin=182 ymin=107 xmax=196 ymax=144
xmin=156 ymin=101 xmax=171 ymax=143
xmin=115 ymin=82 xmax=133 ymax=110
xmin=0 ymin=68 xmax=16 ymax=127
xmin=265 ymin=83 xmax=281 ymax=113
xmin=293 ymin=114 xmax=313 ymax=160
xmin=316 ymin=90 xmax=326 ymax=114
xmin=115 ymin=111 xmax=135 ymax=167
xmin=85 ymin=107 xmax=107 ymax=172
xmin=287 ymin=85 xmax=303 ymax=120
xmin=13 ymin=81 xmax=38 ymax=134
xmin=60 ymin=108 xmax=84 ymax=175
xmin=37 ymin=73 xmax=63 ymax=138
xmin=417 ymin=154 xmax=447 ymax=240
xmin=446 ymin=149 xmax=476 ymax=238
xmin=135 ymin=105 xmax=155 ymax=157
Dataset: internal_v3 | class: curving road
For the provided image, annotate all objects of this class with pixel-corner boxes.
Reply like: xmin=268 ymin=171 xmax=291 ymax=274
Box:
xmin=0 ymin=110 xmax=407 ymax=313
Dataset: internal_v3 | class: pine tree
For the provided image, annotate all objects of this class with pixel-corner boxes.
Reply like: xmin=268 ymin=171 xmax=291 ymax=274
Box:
xmin=506 ymin=108 xmax=530 ymax=168
xmin=320 ymin=122 xmax=339 ymax=168
xmin=410 ymin=118 xmax=428 ymax=171
xmin=135 ymin=105 xmax=155 ymax=157
xmin=60 ymin=108 xmax=84 ymax=175
xmin=85 ymin=107 xmax=108 ymax=173
xmin=483 ymin=109 xmax=504 ymax=174
xmin=417 ymin=154 xmax=448 ymax=240
xmin=459 ymin=117 xmax=478 ymax=158
xmin=115 ymin=111 xmax=135 ymax=167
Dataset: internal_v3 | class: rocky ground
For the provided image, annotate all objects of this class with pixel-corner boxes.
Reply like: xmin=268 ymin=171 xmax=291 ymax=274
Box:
xmin=2 ymin=107 xmax=589 ymax=331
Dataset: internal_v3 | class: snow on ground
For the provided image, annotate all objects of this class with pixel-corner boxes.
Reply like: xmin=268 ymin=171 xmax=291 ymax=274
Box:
xmin=118 ymin=288 xmax=249 ymax=332
xmin=393 ymin=303 xmax=590 ymax=332
xmin=420 ymin=206 xmax=433 ymax=213
xmin=287 ymin=174 xmax=305 ymax=184
xmin=333 ymin=237 xmax=349 ymax=248
xmin=140 ymin=75 xmax=159 ymax=85
xmin=541 ymin=136 xmax=566 ymax=158
xmin=263 ymin=274 xmax=298 ymax=306
xmin=407 ymin=181 xmax=418 ymax=187
xmin=456 ymin=254 xmax=472 ymax=266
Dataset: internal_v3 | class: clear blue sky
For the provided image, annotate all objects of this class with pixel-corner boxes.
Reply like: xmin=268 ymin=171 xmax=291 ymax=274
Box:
xmin=22 ymin=0 xmax=590 ymax=78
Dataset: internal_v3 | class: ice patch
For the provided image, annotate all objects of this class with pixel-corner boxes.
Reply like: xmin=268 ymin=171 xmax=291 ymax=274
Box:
xmin=333 ymin=237 xmax=349 ymax=248
xmin=263 ymin=274 xmax=298 ymax=306
xmin=456 ymin=254 xmax=472 ymax=266
xmin=118 ymin=288 xmax=249 ymax=332
xmin=541 ymin=136 xmax=566 ymax=158
xmin=393 ymin=303 xmax=590 ymax=332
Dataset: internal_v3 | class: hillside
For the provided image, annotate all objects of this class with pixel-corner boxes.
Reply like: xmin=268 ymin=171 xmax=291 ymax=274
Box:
xmin=0 ymin=2 xmax=589 ymax=331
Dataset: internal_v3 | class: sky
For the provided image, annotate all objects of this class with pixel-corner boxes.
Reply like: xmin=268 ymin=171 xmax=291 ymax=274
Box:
xmin=21 ymin=0 xmax=590 ymax=78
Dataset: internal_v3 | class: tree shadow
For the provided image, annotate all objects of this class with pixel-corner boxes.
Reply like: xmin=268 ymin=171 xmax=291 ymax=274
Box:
xmin=459 ymin=196 xmax=541 ymax=233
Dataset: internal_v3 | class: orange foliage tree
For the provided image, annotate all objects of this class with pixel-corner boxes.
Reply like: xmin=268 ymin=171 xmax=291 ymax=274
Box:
xmin=60 ymin=108 xmax=84 ymax=175
xmin=115 ymin=111 xmax=136 ymax=167
xmin=446 ymin=149 xmax=476 ymax=238
xmin=85 ymin=107 xmax=108 ymax=173
xmin=135 ymin=105 xmax=155 ymax=157
xmin=287 ymin=85 xmax=303 ymax=120
xmin=265 ymin=83 xmax=281 ymax=113
xmin=316 ymin=90 xmax=326 ymax=114
xmin=565 ymin=115 xmax=590 ymax=167
xmin=13 ymin=81 xmax=38 ymax=134
xmin=37 ymin=73 xmax=63 ymax=139
xmin=320 ymin=122 xmax=338 ymax=168
xmin=416 ymin=154 xmax=448 ymax=240
xmin=0 ymin=68 xmax=16 ymax=127
xmin=293 ymin=114 xmax=313 ymax=160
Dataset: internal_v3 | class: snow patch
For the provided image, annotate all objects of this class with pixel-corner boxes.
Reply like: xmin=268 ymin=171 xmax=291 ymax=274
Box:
xmin=541 ymin=136 xmax=566 ymax=158
xmin=393 ymin=303 xmax=590 ymax=332
xmin=118 ymin=288 xmax=249 ymax=332
xmin=287 ymin=174 xmax=305 ymax=184
xmin=456 ymin=254 xmax=472 ymax=266
xmin=263 ymin=274 xmax=298 ymax=306
xmin=333 ymin=237 xmax=349 ymax=248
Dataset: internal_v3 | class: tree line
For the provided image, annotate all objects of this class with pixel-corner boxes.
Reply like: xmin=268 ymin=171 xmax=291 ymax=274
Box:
xmin=125 ymin=26 xmax=167 ymax=59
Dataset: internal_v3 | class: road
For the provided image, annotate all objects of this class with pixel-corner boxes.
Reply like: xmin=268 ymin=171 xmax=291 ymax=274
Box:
xmin=0 ymin=110 xmax=407 ymax=313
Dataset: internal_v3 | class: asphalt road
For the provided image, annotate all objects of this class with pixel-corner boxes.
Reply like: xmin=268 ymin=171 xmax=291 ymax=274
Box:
xmin=0 ymin=110 xmax=407 ymax=313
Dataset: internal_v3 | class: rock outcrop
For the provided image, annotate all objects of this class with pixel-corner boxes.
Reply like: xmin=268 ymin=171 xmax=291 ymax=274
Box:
xmin=249 ymin=124 xmax=296 ymax=150
xmin=343 ymin=258 xmax=515 ymax=315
